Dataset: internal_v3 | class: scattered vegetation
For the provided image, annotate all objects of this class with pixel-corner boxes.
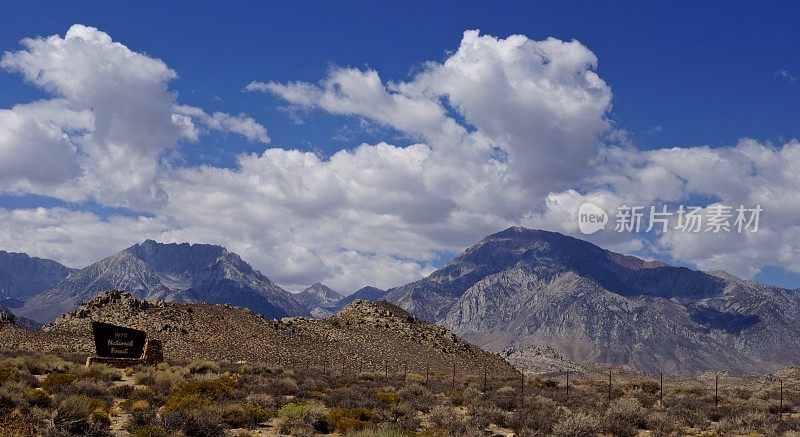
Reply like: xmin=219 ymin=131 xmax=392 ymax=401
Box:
xmin=1 ymin=350 xmax=799 ymax=436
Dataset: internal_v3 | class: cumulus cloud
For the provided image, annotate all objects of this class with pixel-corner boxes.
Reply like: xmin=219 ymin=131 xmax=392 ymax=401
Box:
xmin=2 ymin=25 xmax=798 ymax=292
xmin=0 ymin=24 xmax=268 ymax=209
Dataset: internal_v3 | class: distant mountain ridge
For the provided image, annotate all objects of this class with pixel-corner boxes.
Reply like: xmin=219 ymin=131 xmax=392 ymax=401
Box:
xmin=0 ymin=250 xmax=73 ymax=304
xmin=387 ymin=226 xmax=800 ymax=374
xmin=15 ymin=240 xmax=307 ymax=323
xmin=333 ymin=286 xmax=386 ymax=311
xmin=294 ymin=282 xmax=344 ymax=318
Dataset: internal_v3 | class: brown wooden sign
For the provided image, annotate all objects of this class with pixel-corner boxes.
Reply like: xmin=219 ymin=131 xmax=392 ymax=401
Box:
xmin=91 ymin=322 xmax=147 ymax=359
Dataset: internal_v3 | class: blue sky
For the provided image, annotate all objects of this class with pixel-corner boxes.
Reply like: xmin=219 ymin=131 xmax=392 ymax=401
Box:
xmin=4 ymin=1 xmax=798 ymax=155
xmin=1 ymin=1 xmax=799 ymax=290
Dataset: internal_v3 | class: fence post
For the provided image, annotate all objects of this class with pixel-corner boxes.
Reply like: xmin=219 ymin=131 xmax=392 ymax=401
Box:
xmin=660 ymin=372 xmax=663 ymax=408
xmin=426 ymin=364 xmax=430 ymax=385
xmin=715 ymin=373 xmax=718 ymax=407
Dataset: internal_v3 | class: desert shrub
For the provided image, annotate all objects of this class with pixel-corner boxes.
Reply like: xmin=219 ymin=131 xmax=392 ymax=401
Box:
xmin=125 ymin=399 xmax=150 ymax=412
xmin=387 ymin=402 xmax=421 ymax=430
xmin=217 ymin=403 xmax=272 ymax=428
xmin=41 ymin=365 xmax=118 ymax=393
xmin=673 ymin=384 xmax=705 ymax=396
xmin=163 ymin=392 xmax=209 ymax=411
xmin=0 ymin=382 xmax=29 ymax=415
xmin=551 ymin=411 xmax=602 ymax=437
xmin=328 ymin=407 xmax=381 ymax=432
xmin=0 ymin=363 xmax=22 ymax=383
xmin=53 ymin=395 xmax=110 ymax=435
xmin=3 ymin=354 xmax=72 ymax=375
xmin=127 ymin=407 xmax=158 ymax=430
xmin=40 ymin=373 xmax=79 ymax=391
xmin=665 ymin=393 xmax=711 ymax=428
xmin=374 ymin=388 xmax=400 ymax=405
xmin=345 ymin=427 xmax=417 ymax=437
xmin=406 ymin=372 xmax=425 ymax=383
xmin=111 ymin=383 xmax=135 ymax=398
xmin=177 ymin=375 xmax=237 ymax=399
xmin=629 ymin=387 xmax=659 ymax=408
xmin=269 ymin=376 xmax=299 ymax=396
xmin=511 ymin=395 xmax=561 ymax=433
xmin=487 ymin=386 xmax=517 ymax=411
xmin=429 ymin=405 xmax=467 ymax=434
xmin=70 ymin=378 xmax=112 ymax=400
xmin=162 ymin=408 xmax=224 ymax=437
xmin=645 ymin=410 xmax=677 ymax=436
xmin=244 ymin=392 xmax=276 ymax=409
xmin=128 ymin=386 xmax=160 ymax=406
xmin=639 ymin=380 xmax=661 ymax=395
xmin=468 ymin=404 xmax=508 ymax=429
xmin=398 ymin=383 xmax=435 ymax=412
xmin=134 ymin=367 xmax=186 ymax=395
xmin=718 ymin=411 xmax=779 ymax=435
xmin=278 ymin=402 xmax=331 ymax=435
xmin=186 ymin=359 xmax=220 ymax=375
xmin=604 ymin=396 xmax=647 ymax=437
xmin=132 ymin=424 xmax=169 ymax=437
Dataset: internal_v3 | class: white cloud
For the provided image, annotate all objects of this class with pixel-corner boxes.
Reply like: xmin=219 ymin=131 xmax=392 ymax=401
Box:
xmin=0 ymin=24 xmax=268 ymax=209
xmin=2 ymin=25 xmax=799 ymax=293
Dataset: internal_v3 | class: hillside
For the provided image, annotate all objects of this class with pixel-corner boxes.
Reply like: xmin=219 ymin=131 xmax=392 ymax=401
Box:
xmin=0 ymin=290 xmax=516 ymax=377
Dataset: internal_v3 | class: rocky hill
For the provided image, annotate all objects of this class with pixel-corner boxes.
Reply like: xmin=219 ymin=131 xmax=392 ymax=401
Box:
xmin=0 ymin=290 xmax=516 ymax=377
xmin=332 ymin=286 xmax=386 ymax=311
xmin=294 ymin=282 xmax=344 ymax=317
xmin=389 ymin=226 xmax=800 ymax=374
xmin=15 ymin=240 xmax=307 ymax=323
xmin=0 ymin=250 xmax=73 ymax=305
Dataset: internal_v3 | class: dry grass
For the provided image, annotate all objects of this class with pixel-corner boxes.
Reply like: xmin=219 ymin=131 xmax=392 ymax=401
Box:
xmin=1 ymin=350 xmax=799 ymax=436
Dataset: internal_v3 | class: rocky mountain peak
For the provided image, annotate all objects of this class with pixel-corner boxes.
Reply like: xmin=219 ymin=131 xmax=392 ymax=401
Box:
xmin=16 ymin=240 xmax=306 ymax=323
xmin=294 ymin=282 xmax=344 ymax=318
xmin=0 ymin=250 xmax=73 ymax=301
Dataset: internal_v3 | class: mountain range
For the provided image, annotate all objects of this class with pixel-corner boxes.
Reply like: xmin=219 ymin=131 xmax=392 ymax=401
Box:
xmin=15 ymin=240 xmax=307 ymax=322
xmin=294 ymin=282 xmax=345 ymax=317
xmin=5 ymin=227 xmax=800 ymax=373
xmin=0 ymin=250 xmax=73 ymax=307
xmin=386 ymin=227 xmax=800 ymax=373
